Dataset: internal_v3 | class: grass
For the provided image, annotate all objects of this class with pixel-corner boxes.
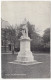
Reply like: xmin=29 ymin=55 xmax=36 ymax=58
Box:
xmin=1 ymin=53 xmax=50 ymax=78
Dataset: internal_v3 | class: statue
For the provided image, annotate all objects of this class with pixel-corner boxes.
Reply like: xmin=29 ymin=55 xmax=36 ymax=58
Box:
xmin=21 ymin=24 xmax=29 ymax=39
xmin=17 ymin=19 xmax=34 ymax=62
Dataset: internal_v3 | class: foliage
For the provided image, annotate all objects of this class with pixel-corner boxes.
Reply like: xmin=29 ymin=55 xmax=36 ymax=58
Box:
xmin=1 ymin=26 xmax=17 ymax=52
xmin=43 ymin=28 xmax=50 ymax=43
xmin=1 ymin=19 xmax=50 ymax=53
xmin=42 ymin=28 xmax=50 ymax=52
xmin=16 ymin=21 xmax=43 ymax=51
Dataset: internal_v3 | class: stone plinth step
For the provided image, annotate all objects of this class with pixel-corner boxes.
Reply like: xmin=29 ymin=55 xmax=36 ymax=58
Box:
xmin=8 ymin=60 xmax=43 ymax=65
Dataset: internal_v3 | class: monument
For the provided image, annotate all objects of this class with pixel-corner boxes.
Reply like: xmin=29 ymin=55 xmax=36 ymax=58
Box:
xmin=9 ymin=19 xmax=42 ymax=65
xmin=16 ymin=19 xmax=34 ymax=62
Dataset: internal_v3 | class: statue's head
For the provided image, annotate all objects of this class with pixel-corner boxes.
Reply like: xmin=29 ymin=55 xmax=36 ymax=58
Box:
xmin=22 ymin=18 xmax=27 ymax=25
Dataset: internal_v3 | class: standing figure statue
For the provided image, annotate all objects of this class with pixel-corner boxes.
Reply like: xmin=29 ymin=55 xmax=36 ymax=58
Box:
xmin=21 ymin=24 xmax=28 ymax=38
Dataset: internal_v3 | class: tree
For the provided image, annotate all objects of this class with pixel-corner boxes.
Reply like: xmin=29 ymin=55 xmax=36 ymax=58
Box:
xmin=43 ymin=28 xmax=50 ymax=43
xmin=1 ymin=28 xmax=8 ymax=52
xmin=42 ymin=28 xmax=50 ymax=52
xmin=27 ymin=21 xmax=35 ymax=38
xmin=7 ymin=27 xmax=17 ymax=54
xmin=1 ymin=26 xmax=17 ymax=53
xmin=17 ymin=21 xmax=43 ymax=51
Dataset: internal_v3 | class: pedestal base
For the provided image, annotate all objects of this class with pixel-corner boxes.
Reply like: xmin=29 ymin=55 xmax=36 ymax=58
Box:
xmin=9 ymin=60 xmax=42 ymax=65
xmin=17 ymin=51 xmax=34 ymax=62
xmin=17 ymin=37 xmax=34 ymax=62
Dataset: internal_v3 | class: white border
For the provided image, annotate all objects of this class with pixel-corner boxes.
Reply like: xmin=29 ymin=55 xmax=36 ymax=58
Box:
xmin=0 ymin=0 xmax=1 ymax=79
xmin=1 ymin=0 xmax=51 ymax=1
xmin=0 ymin=0 xmax=51 ymax=80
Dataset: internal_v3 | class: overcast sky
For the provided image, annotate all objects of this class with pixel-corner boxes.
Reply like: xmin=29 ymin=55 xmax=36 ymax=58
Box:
xmin=1 ymin=1 xmax=51 ymax=36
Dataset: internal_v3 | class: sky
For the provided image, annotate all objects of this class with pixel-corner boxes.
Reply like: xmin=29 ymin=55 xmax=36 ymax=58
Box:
xmin=1 ymin=1 xmax=51 ymax=36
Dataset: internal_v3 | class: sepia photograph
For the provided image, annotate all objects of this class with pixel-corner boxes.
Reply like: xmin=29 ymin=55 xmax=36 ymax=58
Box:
xmin=1 ymin=1 xmax=50 ymax=78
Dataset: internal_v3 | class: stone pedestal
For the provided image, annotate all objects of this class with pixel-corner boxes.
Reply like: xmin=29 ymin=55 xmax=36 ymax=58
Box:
xmin=17 ymin=37 xmax=34 ymax=62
